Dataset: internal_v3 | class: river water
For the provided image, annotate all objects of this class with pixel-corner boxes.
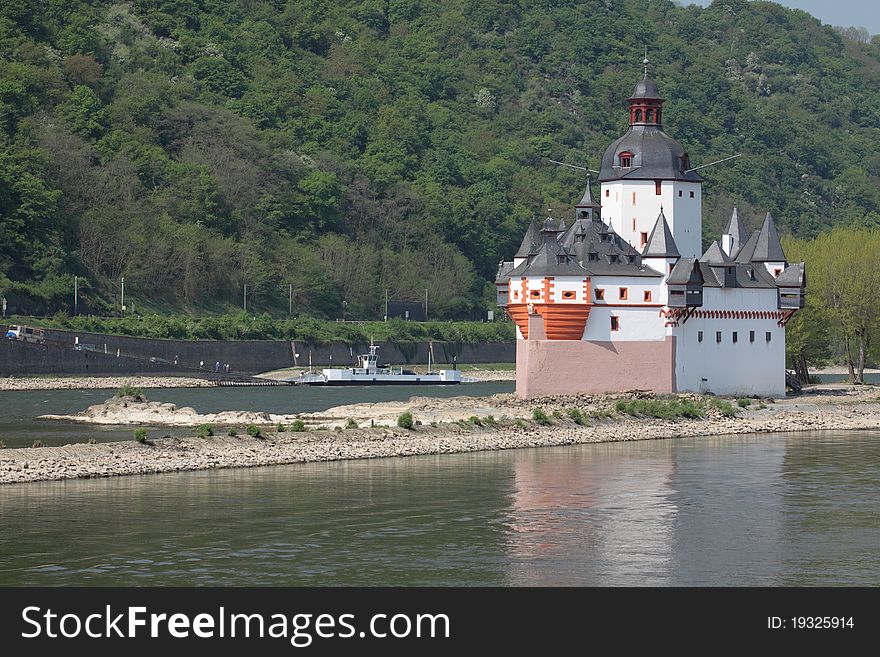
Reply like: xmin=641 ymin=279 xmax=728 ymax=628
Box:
xmin=0 ymin=382 xmax=515 ymax=448
xmin=1 ymin=429 xmax=878 ymax=586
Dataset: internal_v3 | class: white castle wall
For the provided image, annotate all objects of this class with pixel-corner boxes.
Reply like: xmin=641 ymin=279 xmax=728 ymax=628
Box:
xmin=600 ymin=180 xmax=702 ymax=259
xmin=672 ymin=287 xmax=785 ymax=397
xmin=583 ymin=275 xmax=666 ymax=341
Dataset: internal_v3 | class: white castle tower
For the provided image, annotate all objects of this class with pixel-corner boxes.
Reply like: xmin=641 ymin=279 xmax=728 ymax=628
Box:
xmin=598 ymin=57 xmax=703 ymax=259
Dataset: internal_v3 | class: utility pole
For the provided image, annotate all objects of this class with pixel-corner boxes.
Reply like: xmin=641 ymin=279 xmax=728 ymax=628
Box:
xmin=425 ymin=288 xmax=428 ymax=322
xmin=288 ymin=283 xmax=293 ymax=315
xmin=342 ymin=300 xmax=347 ymax=322
xmin=120 ymin=277 xmax=125 ymax=318
xmin=384 ymin=289 xmax=389 ymax=322
xmin=74 ymin=276 xmax=78 ymax=315
xmin=243 ymin=284 xmax=248 ymax=312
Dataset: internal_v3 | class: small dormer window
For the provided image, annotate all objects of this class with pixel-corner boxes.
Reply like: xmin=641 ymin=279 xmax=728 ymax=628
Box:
xmin=556 ymin=255 xmax=568 ymax=264
xmin=619 ymin=151 xmax=633 ymax=168
xmin=588 ymin=252 xmax=598 ymax=261
xmin=610 ymin=254 xmax=619 ymax=263
xmin=575 ymin=234 xmax=585 ymax=243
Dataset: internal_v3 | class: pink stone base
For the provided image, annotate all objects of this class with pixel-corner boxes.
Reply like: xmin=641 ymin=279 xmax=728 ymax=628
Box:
xmin=516 ymin=338 xmax=676 ymax=398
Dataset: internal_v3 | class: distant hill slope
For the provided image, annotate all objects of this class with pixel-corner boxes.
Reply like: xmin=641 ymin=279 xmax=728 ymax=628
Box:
xmin=1 ymin=0 xmax=878 ymax=318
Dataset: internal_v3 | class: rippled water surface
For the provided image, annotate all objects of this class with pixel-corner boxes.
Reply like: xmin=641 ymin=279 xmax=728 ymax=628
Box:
xmin=1 ymin=430 xmax=878 ymax=586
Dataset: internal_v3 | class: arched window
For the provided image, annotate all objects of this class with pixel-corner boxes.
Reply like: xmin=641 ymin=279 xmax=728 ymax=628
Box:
xmin=635 ymin=109 xmax=643 ymax=122
xmin=646 ymin=109 xmax=654 ymax=122
xmin=619 ymin=151 xmax=633 ymax=168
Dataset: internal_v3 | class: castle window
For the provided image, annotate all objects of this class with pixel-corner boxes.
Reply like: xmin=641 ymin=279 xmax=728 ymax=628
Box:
xmin=530 ymin=290 xmax=540 ymax=298
xmin=640 ymin=231 xmax=648 ymax=246
xmin=635 ymin=109 xmax=643 ymax=122
xmin=605 ymin=189 xmax=609 ymax=197
xmin=644 ymin=290 xmax=652 ymax=302
xmin=732 ymin=331 xmax=738 ymax=343
xmin=595 ymin=288 xmax=605 ymax=301
xmin=766 ymin=331 xmax=772 ymax=343
xmin=750 ymin=330 xmax=755 ymax=343
xmin=619 ymin=152 xmax=632 ymax=168
xmin=689 ymin=191 xmax=695 ymax=198
xmin=716 ymin=331 xmax=722 ymax=343
xmin=655 ymin=180 xmax=662 ymax=195
xmin=619 ymin=287 xmax=628 ymax=300
xmin=698 ymin=331 xmax=703 ymax=343
xmin=588 ymin=252 xmax=598 ymax=261
xmin=556 ymin=255 xmax=568 ymax=264
xmin=646 ymin=109 xmax=654 ymax=122
xmin=609 ymin=254 xmax=618 ymax=262
xmin=575 ymin=233 xmax=585 ymax=243
xmin=774 ymin=268 xmax=782 ymax=277
xmin=562 ymin=290 xmax=575 ymax=299
xmin=678 ymin=190 xmax=682 ymax=197
xmin=632 ymin=192 xmax=637 ymax=206
xmin=610 ymin=316 xmax=619 ymax=331
xmin=632 ymin=218 xmax=637 ymax=231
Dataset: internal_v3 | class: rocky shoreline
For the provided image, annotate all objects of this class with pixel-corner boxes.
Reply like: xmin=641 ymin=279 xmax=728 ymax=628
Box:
xmin=0 ymin=375 xmax=214 ymax=391
xmin=2 ymin=385 xmax=879 ymax=485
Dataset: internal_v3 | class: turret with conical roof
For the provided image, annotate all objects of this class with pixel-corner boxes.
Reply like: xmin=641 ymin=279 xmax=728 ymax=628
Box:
xmin=721 ymin=205 xmax=748 ymax=258
xmin=642 ymin=207 xmax=680 ymax=259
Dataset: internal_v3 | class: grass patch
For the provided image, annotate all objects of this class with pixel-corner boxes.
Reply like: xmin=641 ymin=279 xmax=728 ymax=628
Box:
xmin=567 ymin=408 xmax=587 ymax=425
xmin=116 ymin=384 xmax=143 ymax=399
xmin=133 ymin=428 xmax=148 ymax=444
xmin=246 ymin=424 xmax=262 ymax=439
xmin=227 ymin=428 xmax=238 ymax=437
xmin=484 ymin=415 xmax=497 ymax=425
xmin=290 ymin=419 xmax=306 ymax=432
xmin=397 ymin=412 xmax=414 ymax=430
xmin=514 ymin=418 xmax=527 ymax=429
xmin=707 ymin=398 xmax=738 ymax=417
xmin=276 ymin=422 xmax=286 ymax=432
xmin=614 ymin=398 xmax=705 ymax=420
xmin=532 ymin=408 xmax=551 ymax=425
xmin=197 ymin=423 xmax=214 ymax=439
xmin=467 ymin=415 xmax=483 ymax=426
xmin=345 ymin=418 xmax=359 ymax=429
xmin=737 ymin=398 xmax=751 ymax=408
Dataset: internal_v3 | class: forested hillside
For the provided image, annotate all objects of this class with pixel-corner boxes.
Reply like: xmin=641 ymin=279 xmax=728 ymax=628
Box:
xmin=2 ymin=0 xmax=879 ymax=319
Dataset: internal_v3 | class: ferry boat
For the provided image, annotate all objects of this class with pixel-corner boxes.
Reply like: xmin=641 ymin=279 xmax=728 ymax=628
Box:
xmin=295 ymin=343 xmax=461 ymax=386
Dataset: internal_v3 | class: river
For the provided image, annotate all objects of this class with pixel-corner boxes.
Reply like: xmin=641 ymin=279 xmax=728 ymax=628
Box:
xmin=0 ymin=382 xmax=515 ymax=448
xmin=1 ymin=429 xmax=878 ymax=586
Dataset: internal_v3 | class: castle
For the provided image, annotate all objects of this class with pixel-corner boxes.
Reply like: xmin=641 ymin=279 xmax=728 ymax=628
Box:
xmin=496 ymin=61 xmax=805 ymax=398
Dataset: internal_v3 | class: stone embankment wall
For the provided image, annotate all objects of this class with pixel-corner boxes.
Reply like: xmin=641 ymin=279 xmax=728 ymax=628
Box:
xmin=0 ymin=329 xmax=514 ymax=376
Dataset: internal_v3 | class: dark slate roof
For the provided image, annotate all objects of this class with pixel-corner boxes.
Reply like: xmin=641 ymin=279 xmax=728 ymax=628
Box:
xmin=734 ymin=230 xmax=761 ymax=264
xmin=723 ymin=206 xmax=748 ymax=258
xmin=598 ymin=126 xmax=704 ymax=183
xmin=508 ymin=232 xmax=590 ymax=278
xmin=775 ymin=262 xmax=805 ymax=287
xmin=629 ymin=75 xmax=662 ymax=100
xmin=575 ymin=176 xmax=599 ymax=208
xmin=701 ymin=240 xmax=732 ymax=264
xmin=514 ymin=218 xmax=542 ymax=258
xmin=495 ymin=261 xmax=514 ymax=284
xmin=642 ymin=208 xmax=680 ymax=258
xmin=666 ymin=258 xmax=704 ymax=286
xmin=565 ymin=219 xmax=662 ymax=278
xmin=751 ymin=212 xmax=786 ymax=262
xmin=697 ymin=261 xmax=777 ymax=289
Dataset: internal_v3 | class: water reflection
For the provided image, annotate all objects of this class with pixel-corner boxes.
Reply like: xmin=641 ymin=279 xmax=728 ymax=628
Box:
xmin=505 ymin=445 xmax=677 ymax=585
xmin=1 ymin=430 xmax=878 ymax=586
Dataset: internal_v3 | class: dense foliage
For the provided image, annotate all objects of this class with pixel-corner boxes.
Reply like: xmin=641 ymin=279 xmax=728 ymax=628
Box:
xmin=12 ymin=312 xmax=515 ymax=343
xmin=1 ymin=1 xmax=879 ymax=320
